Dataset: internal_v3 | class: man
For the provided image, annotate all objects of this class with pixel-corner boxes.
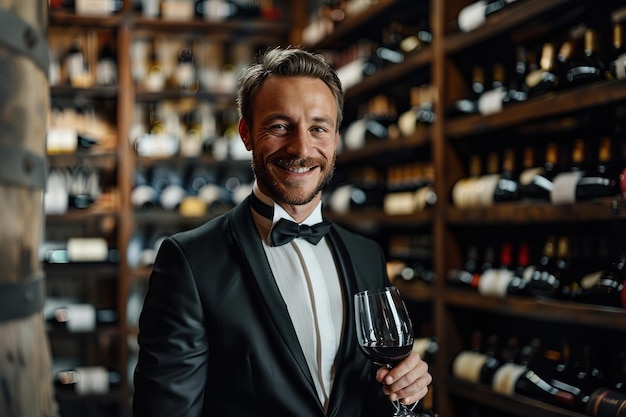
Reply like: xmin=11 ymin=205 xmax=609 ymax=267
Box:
xmin=133 ymin=46 xmax=432 ymax=417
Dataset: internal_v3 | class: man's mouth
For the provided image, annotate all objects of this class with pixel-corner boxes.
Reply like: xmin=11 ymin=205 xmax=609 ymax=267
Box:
xmin=286 ymin=166 xmax=315 ymax=174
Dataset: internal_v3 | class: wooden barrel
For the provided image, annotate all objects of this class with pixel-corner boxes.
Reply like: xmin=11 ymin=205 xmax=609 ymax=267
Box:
xmin=0 ymin=0 xmax=58 ymax=416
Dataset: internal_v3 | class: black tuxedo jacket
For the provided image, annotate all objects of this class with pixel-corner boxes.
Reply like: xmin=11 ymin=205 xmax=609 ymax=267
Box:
xmin=133 ymin=196 xmax=392 ymax=417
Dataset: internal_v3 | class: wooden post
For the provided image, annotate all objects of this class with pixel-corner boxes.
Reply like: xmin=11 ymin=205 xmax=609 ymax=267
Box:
xmin=0 ymin=0 xmax=58 ymax=416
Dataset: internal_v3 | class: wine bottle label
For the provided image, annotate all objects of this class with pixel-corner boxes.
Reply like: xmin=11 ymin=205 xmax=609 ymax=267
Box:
xmin=519 ymin=167 xmax=544 ymax=186
xmin=479 ymin=268 xmax=515 ymax=297
xmin=75 ymin=366 xmax=110 ymax=395
xmin=335 ymin=58 xmax=365 ymax=92
xmin=458 ymin=0 xmax=488 ymax=33
xmin=47 ymin=128 xmax=78 ymax=154
xmin=75 ymin=0 xmax=115 ymax=14
xmin=452 ymin=351 xmax=488 ymax=383
xmin=175 ymin=63 xmax=195 ymax=88
xmin=398 ymin=108 xmax=417 ymax=137
xmin=159 ymin=184 xmax=187 ymax=210
xmin=67 ymin=237 xmax=109 ymax=262
xmin=202 ymin=0 xmax=236 ymax=21
xmin=478 ymin=174 xmax=501 ymax=207
xmin=64 ymin=304 xmax=96 ymax=332
xmin=587 ymin=388 xmax=626 ymax=417
xmin=414 ymin=187 xmax=437 ymax=211
xmin=551 ymin=171 xmax=583 ymax=204
xmin=478 ymin=268 xmax=499 ymax=296
xmin=384 ymin=191 xmax=416 ymax=215
xmin=492 ymin=363 xmax=526 ymax=395
xmin=478 ymin=87 xmax=506 ymax=116
xmin=614 ymin=53 xmax=626 ymax=80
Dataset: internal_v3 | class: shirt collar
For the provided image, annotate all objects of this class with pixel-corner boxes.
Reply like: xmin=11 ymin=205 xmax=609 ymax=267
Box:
xmin=251 ymin=182 xmax=324 ymax=245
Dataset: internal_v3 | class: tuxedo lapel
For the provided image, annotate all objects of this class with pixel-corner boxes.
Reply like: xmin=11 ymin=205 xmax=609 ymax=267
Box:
xmin=324 ymin=227 xmax=361 ymax=417
xmin=228 ymin=198 xmax=319 ymax=400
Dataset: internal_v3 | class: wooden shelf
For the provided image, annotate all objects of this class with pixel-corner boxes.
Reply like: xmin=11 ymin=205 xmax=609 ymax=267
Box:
xmin=444 ymin=288 xmax=626 ymax=331
xmin=445 ymin=80 xmax=626 ymax=138
xmin=445 ymin=198 xmax=626 ymax=225
xmin=344 ymin=48 xmax=434 ymax=101
xmin=49 ymin=10 xmax=123 ymax=27
xmin=443 ymin=0 xmax=573 ymax=54
xmin=337 ymin=129 xmax=431 ymax=165
xmin=447 ymin=378 xmax=588 ymax=417
xmin=50 ymin=85 xmax=119 ymax=100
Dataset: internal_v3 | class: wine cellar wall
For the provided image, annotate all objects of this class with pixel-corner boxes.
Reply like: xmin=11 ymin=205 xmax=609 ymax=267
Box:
xmin=44 ymin=1 xmax=626 ymax=416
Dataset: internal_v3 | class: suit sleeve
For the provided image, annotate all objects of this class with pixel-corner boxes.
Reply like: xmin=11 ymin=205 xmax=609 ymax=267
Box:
xmin=133 ymin=237 xmax=208 ymax=417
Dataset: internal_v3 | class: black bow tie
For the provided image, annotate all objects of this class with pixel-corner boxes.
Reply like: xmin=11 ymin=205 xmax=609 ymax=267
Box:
xmin=271 ymin=218 xmax=332 ymax=246
xmin=249 ymin=193 xmax=331 ymax=246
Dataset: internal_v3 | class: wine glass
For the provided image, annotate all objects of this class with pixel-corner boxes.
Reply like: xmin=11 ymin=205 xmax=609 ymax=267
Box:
xmin=354 ymin=286 xmax=420 ymax=417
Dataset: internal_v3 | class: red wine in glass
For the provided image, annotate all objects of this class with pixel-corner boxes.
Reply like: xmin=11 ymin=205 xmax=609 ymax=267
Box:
xmin=360 ymin=343 xmax=413 ymax=367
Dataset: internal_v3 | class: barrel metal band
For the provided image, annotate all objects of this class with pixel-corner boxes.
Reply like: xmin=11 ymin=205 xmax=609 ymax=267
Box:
xmin=0 ymin=7 xmax=49 ymax=76
xmin=0 ymin=272 xmax=46 ymax=323
xmin=0 ymin=143 xmax=47 ymax=189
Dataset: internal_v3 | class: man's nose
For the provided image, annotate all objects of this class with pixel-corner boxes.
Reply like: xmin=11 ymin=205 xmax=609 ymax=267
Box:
xmin=286 ymin=127 xmax=313 ymax=157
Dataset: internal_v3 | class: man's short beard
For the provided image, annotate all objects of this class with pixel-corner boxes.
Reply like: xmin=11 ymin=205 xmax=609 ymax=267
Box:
xmin=251 ymin=155 xmax=336 ymax=206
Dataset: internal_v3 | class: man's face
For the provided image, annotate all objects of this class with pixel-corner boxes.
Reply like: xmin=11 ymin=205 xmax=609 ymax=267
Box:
xmin=239 ymin=75 xmax=340 ymax=207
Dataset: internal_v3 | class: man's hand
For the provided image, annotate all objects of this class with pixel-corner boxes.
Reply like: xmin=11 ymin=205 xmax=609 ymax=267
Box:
xmin=376 ymin=351 xmax=432 ymax=405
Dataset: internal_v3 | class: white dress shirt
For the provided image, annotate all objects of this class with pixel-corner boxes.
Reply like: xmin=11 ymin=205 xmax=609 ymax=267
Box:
xmin=250 ymin=185 xmax=344 ymax=410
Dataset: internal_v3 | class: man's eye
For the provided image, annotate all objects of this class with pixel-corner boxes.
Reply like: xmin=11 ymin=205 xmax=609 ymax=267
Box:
xmin=271 ymin=124 xmax=288 ymax=131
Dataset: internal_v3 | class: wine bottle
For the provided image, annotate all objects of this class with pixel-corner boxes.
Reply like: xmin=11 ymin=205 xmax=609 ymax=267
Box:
xmin=398 ymin=20 xmax=433 ymax=55
xmin=479 ymin=334 xmax=502 ymax=386
xmin=131 ymin=169 xmax=159 ymax=211
xmin=552 ymin=138 xmax=617 ymax=204
xmin=525 ymin=42 xmax=559 ymax=98
xmin=452 ymin=330 xmax=487 ymax=383
xmin=55 ymin=366 xmax=121 ymax=395
xmin=610 ymin=351 xmax=626 ymax=393
xmin=364 ymin=95 xmax=398 ymax=143
xmin=560 ymin=26 xmax=604 ymax=89
xmin=506 ymin=45 xmax=529 ymax=104
xmin=479 ymin=241 xmax=516 ymax=297
xmin=573 ymin=249 xmax=625 ymax=307
xmin=536 ymin=339 xmax=601 ymax=412
xmin=173 ymin=47 xmax=199 ymax=91
xmin=474 ymin=152 xmax=502 ymax=207
xmin=492 ymin=338 xmax=578 ymax=409
xmin=47 ymin=304 xmax=118 ymax=333
xmin=446 ymin=66 xmax=484 ymax=116
xmin=456 ymin=0 xmax=518 ymax=33
xmin=576 ymin=136 xmax=621 ymax=200
xmin=96 ymin=42 xmax=117 ymax=86
xmin=447 ymin=244 xmax=481 ymax=289
xmin=142 ymin=43 xmax=166 ymax=92
xmin=493 ymin=148 xmax=521 ymax=203
xmin=478 ymin=62 xmax=508 ymax=116
xmin=397 ymin=84 xmax=436 ymax=137
xmin=587 ymin=388 xmax=626 ymax=417
xmin=507 ymin=242 xmax=534 ymax=297
xmin=519 ymin=143 xmax=558 ymax=201
xmin=527 ymin=235 xmax=561 ymax=298
xmin=384 ymin=162 xmax=436 ymax=215
xmin=65 ymin=38 xmax=89 ymax=87
xmin=451 ymin=154 xmax=483 ymax=208
xmin=327 ymin=167 xmax=386 ymax=213
xmin=611 ymin=7 xmax=626 ymax=80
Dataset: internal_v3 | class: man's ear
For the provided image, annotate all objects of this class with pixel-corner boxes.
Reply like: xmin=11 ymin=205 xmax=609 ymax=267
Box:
xmin=238 ymin=119 xmax=251 ymax=151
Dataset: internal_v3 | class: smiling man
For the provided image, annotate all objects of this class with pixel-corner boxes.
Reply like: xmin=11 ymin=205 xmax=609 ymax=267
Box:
xmin=132 ymin=47 xmax=432 ymax=417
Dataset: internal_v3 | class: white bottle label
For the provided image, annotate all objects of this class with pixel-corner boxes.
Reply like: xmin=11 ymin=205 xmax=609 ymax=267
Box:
xmin=478 ymin=87 xmax=505 ymax=116
xmin=458 ymin=0 xmax=488 ymax=33
xmin=66 ymin=304 xmax=96 ymax=332
xmin=76 ymin=366 xmax=109 ymax=395
xmin=551 ymin=171 xmax=583 ymax=204
xmin=615 ymin=53 xmax=626 ymax=80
